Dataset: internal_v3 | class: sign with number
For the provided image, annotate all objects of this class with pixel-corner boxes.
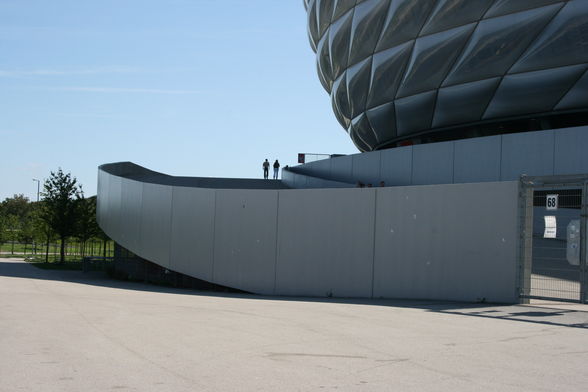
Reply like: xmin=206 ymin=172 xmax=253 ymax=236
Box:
xmin=546 ymin=194 xmax=558 ymax=210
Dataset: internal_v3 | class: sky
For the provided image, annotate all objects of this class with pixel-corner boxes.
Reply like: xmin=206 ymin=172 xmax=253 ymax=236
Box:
xmin=0 ymin=0 xmax=358 ymax=201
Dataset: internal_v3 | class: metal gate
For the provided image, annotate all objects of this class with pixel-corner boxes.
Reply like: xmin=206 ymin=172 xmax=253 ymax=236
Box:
xmin=519 ymin=174 xmax=588 ymax=303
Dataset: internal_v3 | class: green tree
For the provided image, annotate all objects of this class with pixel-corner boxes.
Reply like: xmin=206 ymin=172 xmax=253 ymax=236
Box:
xmin=3 ymin=214 xmax=20 ymax=254
xmin=33 ymin=202 xmax=56 ymax=262
xmin=1 ymin=194 xmax=32 ymax=253
xmin=0 ymin=212 xmax=4 ymax=252
xmin=40 ymin=168 xmax=81 ymax=263
xmin=1 ymin=194 xmax=30 ymax=220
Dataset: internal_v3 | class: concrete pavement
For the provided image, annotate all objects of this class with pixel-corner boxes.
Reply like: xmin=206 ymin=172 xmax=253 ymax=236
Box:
xmin=0 ymin=257 xmax=587 ymax=391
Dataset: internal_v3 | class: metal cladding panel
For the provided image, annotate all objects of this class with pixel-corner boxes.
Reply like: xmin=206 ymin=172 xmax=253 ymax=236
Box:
xmin=379 ymin=145 xmax=412 ymax=186
xmin=299 ymin=159 xmax=332 ymax=179
xmin=169 ymin=186 xmax=215 ymax=281
xmin=119 ymin=179 xmax=143 ymax=252
xmin=432 ymin=77 xmax=501 ymax=128
xmin=139 ymin=183 xmax=172 ymax=268
xmin=500 ymin=130 xmax=555 ymax=180
xmin=96 ymin=169 xmax=108 ymax=232
xmin=212 ymin=189 xmax=278 ymax=295
xmin=411 ymin=141 xmax=454 ymax=185
xmin=484 ymin=64 xmax=588 ymax=119
xmin=373 ymin=182 xmax=519 ymax=303
xmin=352 ymin=150 xmax=381 ymax=185
xmin=293 ymin=173 xmax=308 ymax=188
xmin=107 ymin=174 xmax=122 ymax=243
xmin=556 ymin=69 xmax=588 ymax=111
xmin=280 ymin=169 xmax=295 ymax=188
xmin=554 ymin=126 xmax=588 ymax=175
xmin=329 ymin=154 xmax=353 ymax=182
xmin=307 ymin=0 xmax=588 ymax=151
xmin=453 ymin=135 xmax=501 ymax=183
xmin=275 ymin=188 xmax=375 ymax=298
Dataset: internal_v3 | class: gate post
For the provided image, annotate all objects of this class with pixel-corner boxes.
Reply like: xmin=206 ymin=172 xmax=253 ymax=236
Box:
xmin=581 ymin=181 xmax=588 ymax=304
xmin=518 ymin=176 xmax=534 ymax=304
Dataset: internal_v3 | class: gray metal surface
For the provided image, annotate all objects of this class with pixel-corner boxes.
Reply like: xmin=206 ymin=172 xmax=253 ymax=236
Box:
xmin=305 ymin=0 xmax=588 ymax=151
xmin=275 ymin=188 xmax=375 ymax=297
xmin=500 ymin=130 xmax=555 ymax=180
xmin=212 ymin=189 xmax=278 ymax=295
xmin=373 ymin=182 xmax=519 ymax=303
xmin=139 ymin=183 xmax=172 ymax=269
xmin=453 ymin=135 xmax=501 ymax=183
xmin=554 ymin=127 xmax=588 ymax=174
xmin=98 ymin=162 xmax=521 ymax=302
xmin=169 ymin=186 xmax=215 ymax=281
xmin=411 ymin=141 xmax=454 ymax=185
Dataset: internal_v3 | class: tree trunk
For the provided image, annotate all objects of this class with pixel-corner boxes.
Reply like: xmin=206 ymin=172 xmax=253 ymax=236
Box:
xmin=45 ymin=235 xmax=50 ymax=263
xmin=11 ymin=241 xmax=14 ymax=255
xmin=103 ymin=239 xmax=107 ymax=259
xmin=60 ymin=238 xmax=65 ymax=263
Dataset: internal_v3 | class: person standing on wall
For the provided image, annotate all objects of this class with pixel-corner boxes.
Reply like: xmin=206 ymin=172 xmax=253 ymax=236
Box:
xmin=273 ymin=159 xmax=280 ymax=179
xmin=262 ymin=159 xmax=270 ymax=179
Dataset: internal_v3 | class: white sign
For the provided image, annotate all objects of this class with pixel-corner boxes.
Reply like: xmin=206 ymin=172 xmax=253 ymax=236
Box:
xmin=546 ymin=194 xmax=558 ymax=210
xmin=544 ymin=215 xmax=557 ymax=238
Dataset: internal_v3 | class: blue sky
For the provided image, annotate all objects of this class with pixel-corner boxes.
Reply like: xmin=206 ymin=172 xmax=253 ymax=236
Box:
xmin=0 ymin=0 xmax=357 ymax=201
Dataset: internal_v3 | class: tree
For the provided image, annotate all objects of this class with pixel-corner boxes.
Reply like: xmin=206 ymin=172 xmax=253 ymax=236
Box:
xmin=1 ymin=194 xmax=32 ymax=253
xmin=33 ymin=203 xmax=56 ymax=263
xmin=1 ymin=194 xmax=30 ymax=220
xmin=0 ymin=212 xmax=4 ymax=252
xmin=40 ymin=168 xmax=81 ymax=263
xmin=3 ymin=214 xmax=20 ymax=254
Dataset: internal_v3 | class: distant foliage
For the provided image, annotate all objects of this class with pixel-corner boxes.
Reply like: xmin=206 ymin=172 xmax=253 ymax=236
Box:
xmin=1 ymin=169 xmax=109 ymax=262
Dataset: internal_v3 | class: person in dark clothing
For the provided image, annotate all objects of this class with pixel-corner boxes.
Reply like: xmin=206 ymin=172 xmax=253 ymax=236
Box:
xmin=273 ymin=160 xmax=280 ymax=179
xmin=262 ymin=159 xmax=270 ymax=179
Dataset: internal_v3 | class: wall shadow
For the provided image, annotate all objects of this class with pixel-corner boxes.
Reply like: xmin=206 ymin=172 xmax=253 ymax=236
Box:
xmin=1 ymin=259 xmax=586 ymax=329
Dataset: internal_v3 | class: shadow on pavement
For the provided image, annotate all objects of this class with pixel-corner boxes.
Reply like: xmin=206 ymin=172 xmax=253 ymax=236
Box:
xmin=1 ymin=258 xmax=586 ymax=329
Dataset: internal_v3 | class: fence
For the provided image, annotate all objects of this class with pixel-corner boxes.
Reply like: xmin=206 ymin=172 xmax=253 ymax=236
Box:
xmin=519 ymin=174 xmax=588 ymax=303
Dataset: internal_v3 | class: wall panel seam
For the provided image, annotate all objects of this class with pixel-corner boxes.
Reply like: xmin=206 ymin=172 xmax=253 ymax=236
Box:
xmin=273 ymin=191 xmax=280 ymax=295
xmin=211 ymin=190 xmax=218 ymax=281
xmin=370 ymin=189 xmax=378 ymax=298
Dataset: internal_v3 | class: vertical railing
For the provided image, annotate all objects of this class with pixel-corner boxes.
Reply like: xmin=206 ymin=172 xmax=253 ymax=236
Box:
xmin=518 ymin=176 xmax=534 ymax=304
xmin=581 ymin=181 xmax=588 ymax=303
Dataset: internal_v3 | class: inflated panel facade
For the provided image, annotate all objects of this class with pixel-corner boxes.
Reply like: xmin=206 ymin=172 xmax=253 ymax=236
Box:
xmin=304 ymin=0 xmax=588 ymax=151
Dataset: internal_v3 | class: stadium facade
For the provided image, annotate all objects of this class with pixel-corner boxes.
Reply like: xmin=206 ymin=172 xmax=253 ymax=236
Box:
xmin=304 ymin=0 xmax=588 ymax=151
xmin=97 ymin=0 xmax=588 ymax=303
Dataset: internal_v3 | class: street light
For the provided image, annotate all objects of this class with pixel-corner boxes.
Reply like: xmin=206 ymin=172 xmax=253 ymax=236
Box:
xmin=32 ymin=178 xmax=41 ymax=255
xmin=32 ymin=178 xmax=40 ymax=202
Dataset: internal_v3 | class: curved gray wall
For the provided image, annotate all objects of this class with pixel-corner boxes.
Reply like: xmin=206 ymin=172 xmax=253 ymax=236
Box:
xmin=305 ymin=0 xmax=588 ymax=151
xmin=287 ymin=126 xmax=588 ymax=187
xmin=98 ymin=163 xmax=520 ymax=303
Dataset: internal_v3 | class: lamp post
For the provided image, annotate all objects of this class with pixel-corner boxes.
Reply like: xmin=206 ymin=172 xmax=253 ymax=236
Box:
xmin=32 ymin=178 xmax=41 ymax=255
xmin=32 ymin=178 xmax=40 ymax=202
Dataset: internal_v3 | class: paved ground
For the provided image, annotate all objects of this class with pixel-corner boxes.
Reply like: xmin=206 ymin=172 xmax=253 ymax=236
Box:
xmin=1 ymin=258 xmax=587 ymax=392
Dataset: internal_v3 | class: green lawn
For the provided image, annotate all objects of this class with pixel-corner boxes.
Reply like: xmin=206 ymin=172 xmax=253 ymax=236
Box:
xmin=0 ymin=241 xmax=114 ymax=258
